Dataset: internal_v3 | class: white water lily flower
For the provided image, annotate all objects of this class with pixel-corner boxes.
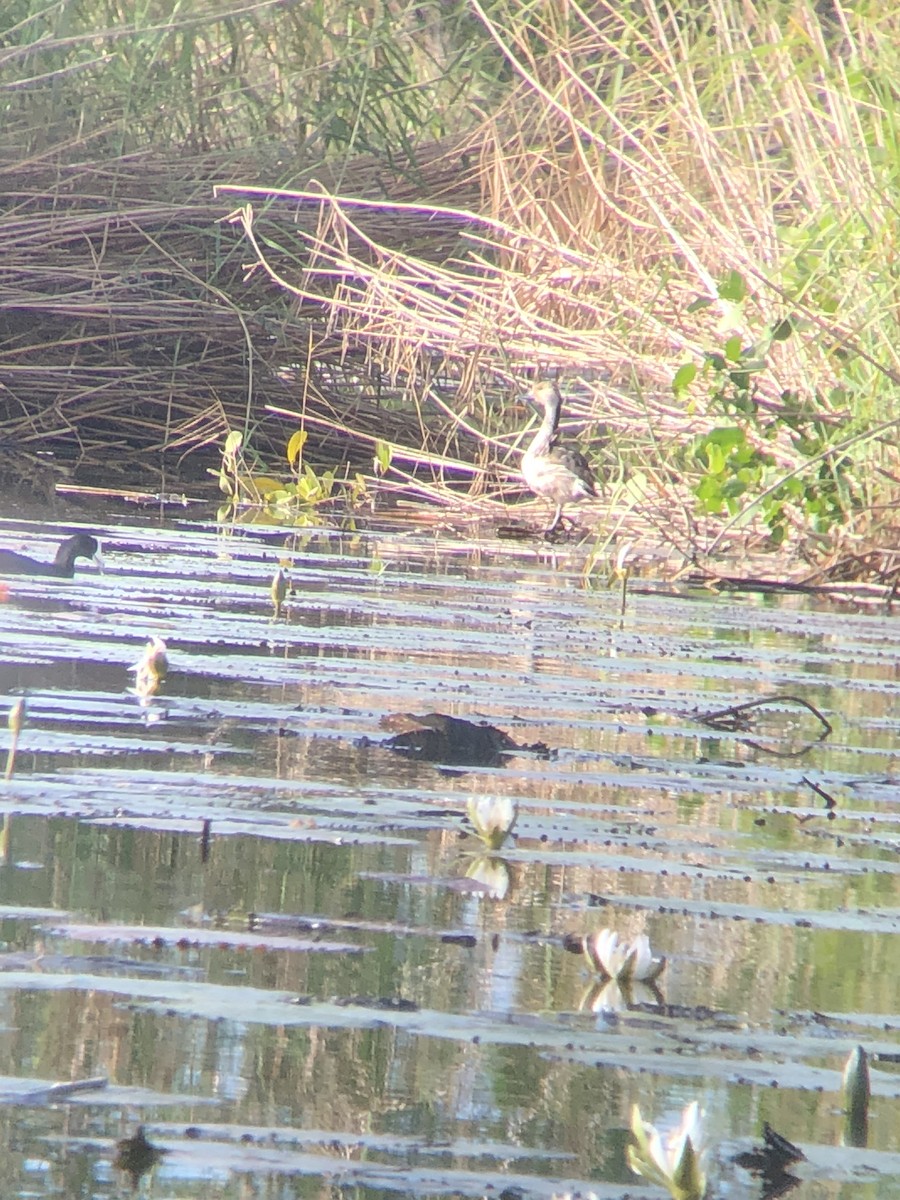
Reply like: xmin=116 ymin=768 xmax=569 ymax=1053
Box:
xmin=466 ymin=796 xmax=517 ymax=851
xmin=628 ymin=1101 xmax=709 ymax=1200
xmin=583 ymin=928 xmax=666 ymax=983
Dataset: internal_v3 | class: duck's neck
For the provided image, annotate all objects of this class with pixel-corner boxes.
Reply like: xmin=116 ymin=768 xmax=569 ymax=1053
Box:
xmin=527 ymin=401 xmax=560 ymax=458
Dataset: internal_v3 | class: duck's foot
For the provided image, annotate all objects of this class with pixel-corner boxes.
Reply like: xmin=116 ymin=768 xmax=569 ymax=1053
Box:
xmin=541 ymin=514 xmax=580 ymax=538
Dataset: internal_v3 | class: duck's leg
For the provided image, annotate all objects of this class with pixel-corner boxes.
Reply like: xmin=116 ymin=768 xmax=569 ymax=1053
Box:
xmin=544 ymin=504 xmax=563 ymax=534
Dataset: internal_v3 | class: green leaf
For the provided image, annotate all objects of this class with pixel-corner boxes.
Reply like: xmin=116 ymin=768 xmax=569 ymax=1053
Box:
xmin=705 ymin=425 xmax=747 ymax=450
xmin=722 ymin=477 xmax=749 ymax=499
xmin=670 ymin=1136 xmax=705 ymax=1200
xmin=728 ymin=370 xmax=752 ymax=394
xmin=695 ymin=477 xmax=725 ymax=513
xmin=724 ymin=336 xmax=743 ymax=362
xmin=223 ymin=429 xmax=243 ymax=458
xmin=717 ymin=269 xmax=747 ymax=303
xmin=264 ymin=489 xmax=293 ymax=506
xmin=672 ymin=362 xmax=697 ymax=395
xmin=374 ymin=440 xmax=393 ymax=475
xmin=706 ymin=443 xmax=725 ymax=474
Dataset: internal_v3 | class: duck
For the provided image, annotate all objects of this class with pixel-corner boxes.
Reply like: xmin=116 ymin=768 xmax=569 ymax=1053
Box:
xmin=0 ymin=533 xmax=101 ymax=577
xmin=520 ymin=381 xmax=596 ymax=532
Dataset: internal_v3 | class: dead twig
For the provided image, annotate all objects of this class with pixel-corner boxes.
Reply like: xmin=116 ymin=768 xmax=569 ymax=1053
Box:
xmin=800 ymin=776 xmax=838 ymax=810
xmin=696 ymin=694 xmax=832 ymax=739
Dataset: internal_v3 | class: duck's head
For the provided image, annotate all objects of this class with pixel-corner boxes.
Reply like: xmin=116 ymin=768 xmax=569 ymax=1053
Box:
xmin=521 ymin=381 xmax=562 ymax=415
xmin=54 ymin=533 xmax=102 ymax=569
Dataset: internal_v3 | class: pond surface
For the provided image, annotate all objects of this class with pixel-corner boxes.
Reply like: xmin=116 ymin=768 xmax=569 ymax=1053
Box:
xmin=0 ymin=514 xmax=897 ymax=1200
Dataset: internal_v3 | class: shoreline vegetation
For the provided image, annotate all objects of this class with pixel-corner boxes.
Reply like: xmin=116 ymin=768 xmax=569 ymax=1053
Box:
xmin=2 ymin=1 xmax=899 ymax=586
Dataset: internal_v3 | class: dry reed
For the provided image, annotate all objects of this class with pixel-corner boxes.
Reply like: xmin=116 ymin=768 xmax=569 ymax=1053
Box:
xmin=5 ymin=0 xmax=900 ymax=579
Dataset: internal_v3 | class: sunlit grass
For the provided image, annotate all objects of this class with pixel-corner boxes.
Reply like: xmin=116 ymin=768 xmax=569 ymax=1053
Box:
xmin=3 ymin=0 xmax=900 ymax=564
xmin=222 ymin=0 xmax=900 ymax=553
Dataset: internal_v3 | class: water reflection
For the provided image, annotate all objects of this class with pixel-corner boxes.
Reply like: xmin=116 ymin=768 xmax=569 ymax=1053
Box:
xmin=0 ymin=516 xmax=896 ymax=1198
xmin=579 ymin=978 xmax=664 ymax=1015
xmin=464 ymin=855 xmax=513 ymax=901
xmin=113 ymin=1126 xmax=168 ymax=1189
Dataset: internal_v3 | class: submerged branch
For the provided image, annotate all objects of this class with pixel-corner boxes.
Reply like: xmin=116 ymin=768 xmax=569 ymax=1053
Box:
xmin=696 ymin=694 xmax=832 ymax=739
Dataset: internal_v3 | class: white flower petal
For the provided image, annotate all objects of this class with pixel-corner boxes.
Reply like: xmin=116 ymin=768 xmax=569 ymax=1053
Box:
xmin=466 ymin=796 xmax=516 ymax=849
xmin=584 ymin=928 xmax=666 ymax=984
xmin=630 ymin=934 xmax=653 ymax=979
xmin=627 ymin=1102 xmax=709 ymax=1200
xmin=598 ymin=929 xmax=619 ymax=974
xmin=647 ymin=1124 xmax=671 ymax=1178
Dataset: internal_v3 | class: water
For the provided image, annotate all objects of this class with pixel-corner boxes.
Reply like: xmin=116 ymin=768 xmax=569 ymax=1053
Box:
xmin=0 ymin=515 xmax=897 ymax=1199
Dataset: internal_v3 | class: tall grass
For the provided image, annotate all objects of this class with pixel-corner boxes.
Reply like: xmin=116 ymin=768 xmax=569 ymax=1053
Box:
xmin=0 ymin=0 xmax=506 ymax=161
xmin=472 ymin=0 xmax=900 ymax=547
xmin=0 ymin=2 xmax=509 ymax=483
xmin=219 ymin=0 xmax=900 ymax=556
xmin=492 ymin=0 xmax=900 ymax=394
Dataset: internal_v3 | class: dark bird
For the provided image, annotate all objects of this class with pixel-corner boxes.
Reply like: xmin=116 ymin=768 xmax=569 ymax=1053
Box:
xmin=373 ymin=711 xmax=549 ymax=767
xmin=0 ymin=533 xmax=100 ymax=577
xmin=520 ymin=382 xmax=596 ymax=532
